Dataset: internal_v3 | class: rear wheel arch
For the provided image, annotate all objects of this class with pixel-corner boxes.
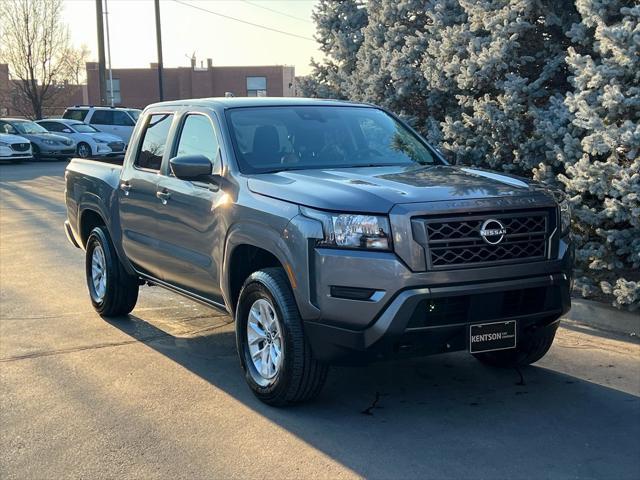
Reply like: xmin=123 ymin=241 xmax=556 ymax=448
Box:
xmin=79 ymin=208 xmax=107 ymax=247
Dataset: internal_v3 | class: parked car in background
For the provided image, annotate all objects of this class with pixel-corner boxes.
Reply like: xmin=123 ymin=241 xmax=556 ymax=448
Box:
xmin=36 ymin=119 xmax=125 ymax=158
xmin=62 ymin=106 xmax=141 ymax=144
xmin=0 ymin=133 xmax=33 ymax=163
xmin=0 ymin=118 xmax=76 ymax=160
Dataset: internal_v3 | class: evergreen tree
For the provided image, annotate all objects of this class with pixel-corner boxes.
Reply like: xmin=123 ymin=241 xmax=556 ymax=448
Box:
xmin=298 ymin=0 xmax=367 ymax=98
xmin=559 ymin=1 xmax=639 ymax=309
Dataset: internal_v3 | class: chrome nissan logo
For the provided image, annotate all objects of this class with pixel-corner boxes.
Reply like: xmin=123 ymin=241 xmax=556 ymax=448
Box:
xmin=480 ymin=219 xmax=507 ymax=245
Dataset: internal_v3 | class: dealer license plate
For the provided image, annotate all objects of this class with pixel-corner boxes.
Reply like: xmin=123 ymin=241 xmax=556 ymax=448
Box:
xmin=469 ymin=320 xmax=517 ymax=353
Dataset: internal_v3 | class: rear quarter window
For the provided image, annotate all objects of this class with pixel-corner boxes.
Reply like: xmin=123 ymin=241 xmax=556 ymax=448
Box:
xmin=63 ymin=109 xmax=88 ymax=122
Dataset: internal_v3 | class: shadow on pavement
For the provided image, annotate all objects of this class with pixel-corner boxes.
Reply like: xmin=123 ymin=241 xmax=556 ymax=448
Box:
xmin=106 ymin=313 xmax=640 ymax=479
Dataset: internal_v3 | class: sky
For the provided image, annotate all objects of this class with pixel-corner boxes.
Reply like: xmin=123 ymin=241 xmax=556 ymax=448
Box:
xmin=62 ymin=0 xmax=321 ymax=76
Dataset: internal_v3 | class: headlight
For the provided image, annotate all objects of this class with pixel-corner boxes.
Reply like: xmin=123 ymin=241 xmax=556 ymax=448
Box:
xmin=42 ymin=139 xmax=57 ymax=145
xmin=559 ymin=198 xmax=571 ymax=234
xmin=95 ymin=138 xmax=108 ymax=144
xmin=301 ymin=207 xmax=392 ymax=250
xmin=0 ymin=141 xmax=8 ymax=147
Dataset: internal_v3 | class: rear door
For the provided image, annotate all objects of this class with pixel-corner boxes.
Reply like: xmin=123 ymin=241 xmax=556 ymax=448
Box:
xmin=153 ymin=110 xmax=227 ymax=302
xmin=118 ymin=111 xmax=175 ymax=278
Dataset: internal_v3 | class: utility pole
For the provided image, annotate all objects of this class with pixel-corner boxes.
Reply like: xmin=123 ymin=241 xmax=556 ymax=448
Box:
xmin=154 ymin=0 xmax=164 ymax=101
xmin=104 ymin=0 xmax=114 ymax=106
xmin=95 ymin=0 xmax=107 ymax=105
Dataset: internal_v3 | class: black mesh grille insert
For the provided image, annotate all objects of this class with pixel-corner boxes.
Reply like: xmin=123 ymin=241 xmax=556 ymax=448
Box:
xmin=406 ymin=286 xmax=558 ymax=329
xmin=11 ymin=143 xmax=30 ymax=152
xmin=417 ymin=210 xmax=550 ymax=269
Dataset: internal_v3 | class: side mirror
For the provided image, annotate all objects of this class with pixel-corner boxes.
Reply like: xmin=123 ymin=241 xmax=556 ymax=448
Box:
xmin=63 ymin=128 xmax=72 ymax=133
xmin=170 ymin=154 xmax=213 ymax=181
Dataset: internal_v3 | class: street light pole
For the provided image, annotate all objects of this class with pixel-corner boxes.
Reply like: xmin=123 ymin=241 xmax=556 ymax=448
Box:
xmin=154 ymin=0 xmax=164 ymax=101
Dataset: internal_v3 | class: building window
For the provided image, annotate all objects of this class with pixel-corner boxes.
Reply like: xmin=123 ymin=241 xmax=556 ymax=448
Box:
xmin=246 ymin=76 xmax=267 ymax=97
xmin=106 ymin=78 xmax=121 ymax=104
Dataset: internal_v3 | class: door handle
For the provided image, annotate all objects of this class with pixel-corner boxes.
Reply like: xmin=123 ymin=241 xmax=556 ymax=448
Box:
xmin=120 ymin=182 xmax=132 ymax=196
xmin=156 ymin=188 xmax=171 ymax=204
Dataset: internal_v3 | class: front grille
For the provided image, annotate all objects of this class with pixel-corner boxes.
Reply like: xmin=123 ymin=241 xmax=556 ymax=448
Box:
xmin=108 ymin=141 xmax=124 ymax=151
xmin=415 ymin=210 xmax=551 ymax=269
xmin=11 ymin=143 xmax=30 ymax=152
xmin=406 ymin=286 xmax=559 ymax=329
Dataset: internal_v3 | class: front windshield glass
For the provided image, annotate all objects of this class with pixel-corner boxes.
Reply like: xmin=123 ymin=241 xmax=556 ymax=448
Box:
xmin=127 ymin=109 xmax=141 ymax=121
xmin=226 ymin=106 xmax=439 ymax=173
xmin=14 ymin=120 xmax=48 ymax=135
xmin=71 ymin=123 xmax=100 ymax=133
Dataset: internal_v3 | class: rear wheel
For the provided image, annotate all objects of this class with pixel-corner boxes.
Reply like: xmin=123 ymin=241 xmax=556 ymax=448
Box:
xmin=473 ymin=322 xmax=559 ymax=367
xmin=77 ymin=142 xmax=92 ymax=158
xmin=236 ymin=268 xmax=328 ymax=406
xmin=85 ymin=226 xmax=139 ymax=316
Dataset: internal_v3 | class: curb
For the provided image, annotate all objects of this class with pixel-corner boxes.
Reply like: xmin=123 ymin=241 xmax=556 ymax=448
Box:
xmin=563 ymin=298 xmax=639 ymax=338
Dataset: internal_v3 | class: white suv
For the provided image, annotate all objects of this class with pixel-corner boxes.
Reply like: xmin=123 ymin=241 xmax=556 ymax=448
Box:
xmin=63 ymin=106 xmax=141 ymax=144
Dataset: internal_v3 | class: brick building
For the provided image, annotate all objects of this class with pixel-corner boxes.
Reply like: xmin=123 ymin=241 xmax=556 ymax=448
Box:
xmin=1 ymin=60 xmax=296 ymax=118
xmin=86 ymin=60 xmax=296 ymax=108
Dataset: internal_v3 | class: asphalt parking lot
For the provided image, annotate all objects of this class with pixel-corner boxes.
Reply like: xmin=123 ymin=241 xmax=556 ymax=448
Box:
xmin=1 ymin=161 xmax=639 ymax=479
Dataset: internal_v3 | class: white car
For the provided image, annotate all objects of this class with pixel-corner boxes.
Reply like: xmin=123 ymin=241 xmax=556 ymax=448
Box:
xmin=36 ymin=119 xmax=126 ymax=158
xmin=62 ymin=106 xmax=141 ymax=144
xmin=0 ymin=133 xmax=33 ymax=163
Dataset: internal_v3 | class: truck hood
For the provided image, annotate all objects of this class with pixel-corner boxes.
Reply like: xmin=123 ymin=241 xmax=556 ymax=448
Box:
xmin=247 ymin=165 xmax=549 ymax=213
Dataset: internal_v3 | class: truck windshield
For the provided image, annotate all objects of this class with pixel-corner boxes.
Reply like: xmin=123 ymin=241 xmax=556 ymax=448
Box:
xmin=226 ymin=106 xmax=440 ymax=173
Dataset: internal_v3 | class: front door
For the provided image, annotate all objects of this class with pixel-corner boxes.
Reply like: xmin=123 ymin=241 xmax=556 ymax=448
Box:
xmin=152 ymin=112 xmax=226 ymax=303
xmin=118 ymin=112 xmax=175 ymax=279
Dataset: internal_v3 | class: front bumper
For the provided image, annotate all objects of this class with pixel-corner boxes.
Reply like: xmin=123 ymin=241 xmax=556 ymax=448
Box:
xmin=38 ymin=147 xmax=76 ymax=157
xmin=287 ymin=210 xmax=573 ymax=363
xmin=305 ymin=272 xmax=570 ymax=363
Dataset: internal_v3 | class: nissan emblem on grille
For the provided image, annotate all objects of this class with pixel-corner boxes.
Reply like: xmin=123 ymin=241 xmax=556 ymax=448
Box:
xmin=480 ymin=219 xmax=507 ymax=245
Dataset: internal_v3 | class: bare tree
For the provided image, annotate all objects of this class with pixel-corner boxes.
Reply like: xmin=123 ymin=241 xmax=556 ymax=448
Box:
xmin=0 ymin=0 xmax=87 ymax=118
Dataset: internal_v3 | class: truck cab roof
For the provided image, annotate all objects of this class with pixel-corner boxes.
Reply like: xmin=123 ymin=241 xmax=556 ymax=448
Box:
xmin=145 ymin=97 xmax=374 ymax=111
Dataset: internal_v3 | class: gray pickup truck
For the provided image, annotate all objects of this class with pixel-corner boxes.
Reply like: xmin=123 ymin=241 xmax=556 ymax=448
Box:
xmin=64 ymin=98 xmax=573 ymax=405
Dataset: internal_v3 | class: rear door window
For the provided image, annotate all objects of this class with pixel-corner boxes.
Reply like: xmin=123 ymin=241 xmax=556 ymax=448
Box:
xmin=63 ymin=109 xmax=88 ymax=121
xmin=135 ymin=113 xmax=174 ymax=171
xmin=39 ymin=121 xmax=65 ymax=132
xmin=90 ymin=110 xmax=114 ymax=125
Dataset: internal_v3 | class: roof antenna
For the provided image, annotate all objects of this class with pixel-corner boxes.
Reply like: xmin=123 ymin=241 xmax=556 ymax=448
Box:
xmin=224 ymin=92 xmax=235 ymax=98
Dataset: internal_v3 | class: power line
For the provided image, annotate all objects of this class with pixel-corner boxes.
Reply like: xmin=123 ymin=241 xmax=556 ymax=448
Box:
xmin=240 ymin=0 xmax=313 ymax=24
xmin=172 ymin=0 xmax=315 ymax=42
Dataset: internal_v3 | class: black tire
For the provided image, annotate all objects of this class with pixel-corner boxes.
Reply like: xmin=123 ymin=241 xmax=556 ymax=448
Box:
xmin=473 ymin=322 xmax=559 ymax=368
xmin=31 ymin=144 xmax=41 ymax=160
xmin=77 ymin=142 xmax=92 ymax=158
xmin=85 ymin=226 xmax=139 ymax=317
xmin=236 ymin=268 xmax=328 ymax=406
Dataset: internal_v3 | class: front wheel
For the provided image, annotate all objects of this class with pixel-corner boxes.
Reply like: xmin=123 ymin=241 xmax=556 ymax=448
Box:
xmin=31 ymin=144 xmax=41 ymax=160
xmin=236 ymin=268 xmax=328 ymax=406
xmin=85 ymin=226 xmax=139 ymax=316
xmin=77 ymin=142 xmax=92 ymax=158
xmin=473 ymin=322 xmax=559 ymax=368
